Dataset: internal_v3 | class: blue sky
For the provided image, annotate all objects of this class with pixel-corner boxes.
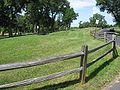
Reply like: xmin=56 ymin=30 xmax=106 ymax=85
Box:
xmin=68 ymin=0 xmax=115 ymax=27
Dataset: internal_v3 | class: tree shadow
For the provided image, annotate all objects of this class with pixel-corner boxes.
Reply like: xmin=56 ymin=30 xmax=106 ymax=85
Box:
xmin=86 ymin=57 xmax=118 ymax=82
xmin=0 ymin=35 xmax=9 ymax=40
xmin=115 ymin=31 xmax=120 ymax=36
xmin=0 ymin=34 xmax=34 ymax=40
xmin=32 ymin=79 xmax=80 ymax=90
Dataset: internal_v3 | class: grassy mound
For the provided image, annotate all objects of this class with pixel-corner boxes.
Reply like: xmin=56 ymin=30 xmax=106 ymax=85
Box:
xmin=0 ymin=28 xmax=120 ymax=90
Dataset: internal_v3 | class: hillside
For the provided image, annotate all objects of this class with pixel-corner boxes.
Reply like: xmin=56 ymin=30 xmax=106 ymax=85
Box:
xmin=0 ymin=28 xmax=120 ymax=90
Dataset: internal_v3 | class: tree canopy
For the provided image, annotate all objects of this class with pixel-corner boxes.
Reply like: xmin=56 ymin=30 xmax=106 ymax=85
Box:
xmin=0 ymin=0 xmax=78 ymax=36
xmin=89 ymin=13 xmax=107 ymax=28
xmin=79 ymin=13 xmax=108 ymax=28
xmin=0 ymin=0 xmax=29 ymax=36
xmin=96 ymin=0 xmax=120 ymax=25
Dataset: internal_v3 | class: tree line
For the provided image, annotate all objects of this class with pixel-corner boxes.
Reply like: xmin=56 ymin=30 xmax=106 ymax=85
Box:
xmin=79 ymin=0 xmax=120 ymax=29
xmin=79 ymin=13 xmax=112 ymax=28
xmin=0 ymin=0 xmax=78 ymax=37
xmin=0 ymin=0 xmax=120 ymax=37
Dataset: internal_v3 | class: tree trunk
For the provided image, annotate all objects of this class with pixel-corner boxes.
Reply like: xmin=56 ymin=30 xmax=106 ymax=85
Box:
xmin=14 ymin=28 xmax=17 ymax=36
xmin=8 ymin=28 xmax=13 ymax=37
xmin=38 ymin=25 xmax=41 ymax=35
xmin=2 ymin=31 xmax=5 ymax=36
xmin=50 ymin=19 xmax=55 ymax=32
xmin=33 ymin=23 xmax=37 ymax=34
xmin=68 ymin=23 xmax=71 ymax=29
xmin=32 ymin=23 xmax=34 ymax=33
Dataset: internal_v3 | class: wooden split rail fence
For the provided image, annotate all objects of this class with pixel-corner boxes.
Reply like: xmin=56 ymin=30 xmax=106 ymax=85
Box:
xmin=0 ymin=36 xmax=117 ymax=89
xmin=104 ymin=32 xmax=116 ymax=42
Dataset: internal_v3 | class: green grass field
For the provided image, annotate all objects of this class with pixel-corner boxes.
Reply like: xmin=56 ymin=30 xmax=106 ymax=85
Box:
xmin=0 ymin=28 xmax=120 ymax=90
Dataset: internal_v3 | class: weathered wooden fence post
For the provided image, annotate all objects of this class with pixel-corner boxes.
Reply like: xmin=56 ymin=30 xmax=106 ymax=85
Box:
xmin=80 ymin=46 xmax=84 ymax=81
xmin=112 ymin=34 xmax=116 ymax=58
xmin=104 ymin=32 xmax=107 ymax=42
xmin=80 ymin=45 xmax=88 ymax=84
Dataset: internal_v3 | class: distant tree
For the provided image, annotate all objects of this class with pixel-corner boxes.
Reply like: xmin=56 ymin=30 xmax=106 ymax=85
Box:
xmin=27 ymin=0 xmax=71 ymax=34
xmin=79 ymin=21 xmax=83 ymax=28
xmin=79 ymin=21 xmax=90 ymax=28
xmin=89 ymin=13 xmax=107 ymax=28
xmin=96 ymin=0 xmax=120 ymax=26
xmin=62 ymin=8 xmax=78 ymax=29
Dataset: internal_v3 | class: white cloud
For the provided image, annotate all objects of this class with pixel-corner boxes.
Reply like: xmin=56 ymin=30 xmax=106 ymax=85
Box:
xmin=69 ymin=0 xmax=115 ymax=27
xmin=68 ymin=0 xmax=96 ymax=10
xmin=92 ymin=7 xmax=101 ymax=14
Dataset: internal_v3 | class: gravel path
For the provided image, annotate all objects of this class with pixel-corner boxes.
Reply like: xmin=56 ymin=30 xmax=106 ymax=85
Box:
xmin=103 ymin=74 xmax=120 ymax=90
xmin=107 ymin=80 xmax=120 ymax=90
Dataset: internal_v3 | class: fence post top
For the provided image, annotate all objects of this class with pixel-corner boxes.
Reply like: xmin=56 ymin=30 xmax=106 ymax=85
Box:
xmin=83 ymin=45 xmax=88 ymax=47
xmin=81 ymin=45 xmax=88 ymax=48
xmin=81 ymin=45 xmax=88 ymax=52
xmin=82 ymin=45 xmax=88 ymax=49
xmin=104 ymin=32 xmax=107 ymax=34
xmin=112 ymin=34 xmax=116 ymax=41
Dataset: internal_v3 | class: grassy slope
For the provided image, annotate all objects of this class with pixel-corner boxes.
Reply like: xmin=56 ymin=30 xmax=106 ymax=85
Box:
xmin=114 ymin=27 xmax=120 ymax=36
xmin=0 ymin=28 xmax=120 ymax=90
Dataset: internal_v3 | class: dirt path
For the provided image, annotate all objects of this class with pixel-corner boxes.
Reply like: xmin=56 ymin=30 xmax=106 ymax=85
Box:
xmin=103 ymin=73 xmax=120 ymax=90
xmin=96 ymin=29 xmax=120 ymax=46
xmin=96 ymin=29 xmax=120 ymax=90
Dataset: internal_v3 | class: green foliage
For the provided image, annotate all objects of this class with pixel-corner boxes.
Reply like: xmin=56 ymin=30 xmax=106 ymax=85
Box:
xmin=27 ymin=0 xmax=78 ymax=34
xmin=89 ymin=13 xmax=107 ymax=28
xmin=79 ymin=21 xmax=90 ymax=28
xmin=62 ymin=8 xmax=78 ymax=29
xmin=79 ymin=13 xmax=108 ymax=28
xmin=0 ymin=0 xmax=29 ymax=36
xmin=96 ymin=0 xmax=120 ymax=25
xmin=0 ymin=0 xmax=78 ymax=36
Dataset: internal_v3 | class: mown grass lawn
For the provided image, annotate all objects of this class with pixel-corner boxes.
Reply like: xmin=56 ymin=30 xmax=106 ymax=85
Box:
xmin=0 ymin=28 xmax=120 ymax=90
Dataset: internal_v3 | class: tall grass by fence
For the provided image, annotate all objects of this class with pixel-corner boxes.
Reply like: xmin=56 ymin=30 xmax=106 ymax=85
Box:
xmin=0 ymin=35 xmax=118 ymax=89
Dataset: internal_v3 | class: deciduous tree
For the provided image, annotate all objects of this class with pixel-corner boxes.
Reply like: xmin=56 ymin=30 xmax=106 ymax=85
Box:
xmin=96 ymin=0 xmax=120 ymax=25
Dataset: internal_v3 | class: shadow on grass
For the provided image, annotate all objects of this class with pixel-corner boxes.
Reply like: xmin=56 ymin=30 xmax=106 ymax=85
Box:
xmin=32 ymin=56 xmax=118 ymax=90
xmin=32 ymin=48 xmax=118 ymax=90
xmin=115 ymin=31 xmax=120 ymax=36
xmin=32 ymin=79 xmax=80 ymax=90
xmin=0 ymin=34 xmax=34 ymax=40
xmin=86 ymin=57 xmax=118 ymax=82
xmin=0 ymin=35 xmax=9 ymax=40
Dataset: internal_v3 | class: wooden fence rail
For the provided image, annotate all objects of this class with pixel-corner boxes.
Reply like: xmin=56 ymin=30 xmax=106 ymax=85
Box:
xmin=0 ymin=35 xmax=117 ymax=89
xmin=104 ymin=32 xmax=116 ymax=42
xmin=88 ymin=40 xmax=113 ymax=54
xmin=0 ymin=52 xmax=84 ymax=71
xmin=0 ymin=67 xmax=83 ymax=89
